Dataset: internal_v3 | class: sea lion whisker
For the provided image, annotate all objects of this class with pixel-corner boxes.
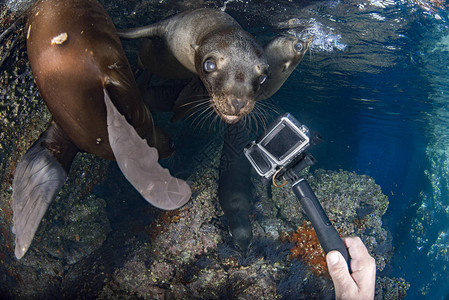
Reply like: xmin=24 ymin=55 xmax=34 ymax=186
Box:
xmin=256 ymin=99 xmax=281 ymax=113
xmin=253 ymin=111 xmax=262 ymax=134
xmin=198 ymin=109 xmax=213 ymax=132
xmin=246 ymin=114 xmax=254 ymax=133
xmin=260 ymin=110 xmax=272 ymax=132
xmin=251 ymin=112 xmax=259 ymax=133
xmin=182 ymin=98 xmax=211 ymax=110
xmin=251 ymin=105 xmax=262 ymax=132
xmin=180 ymin=99 xmax=212 ymax=119
xmin=239 ymin=114 xmax=247 ymax=130
xmin=258 ymin=105 xmax=271 ymax=127
xmin=256 ymin=100 xmax=279 ymax=119
xmin=267 ymin=100 xmax=282 ymax=114
xmin=176 ymin=98 xmax=210 ymax=108
xmin=183 ymin=100 xmax=213 ymax=122
xmin=199 ymin=109 xmax=217 ymax=133
xmin=208 ymin=112 xmax=221 ymax=134
xmin=190 ymin=105 xmax=215 ymax=132
xmin=253 ymin=104 xmax=270 ymax=132
xmin=189 ymin=110 xmax=207 ymax=130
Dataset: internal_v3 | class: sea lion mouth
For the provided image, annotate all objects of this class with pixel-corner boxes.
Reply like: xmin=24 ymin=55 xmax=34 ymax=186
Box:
xmin=210 ymin=95 xmax=252 ymax=124
xmin=212 ymin=104 xmax=242 ymax=124
xmin=220 ymin=113 xmax=241 ymax=124
xmin=212 ymin=105 xmax=241 ymax=123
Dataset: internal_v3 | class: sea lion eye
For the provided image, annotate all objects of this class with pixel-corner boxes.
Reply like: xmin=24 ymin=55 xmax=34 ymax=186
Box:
xmin=294 ymin=42 xmax=303 ymax=52
xmin=204 ymin=60 xmax=217 ymax=72
xmin=259 ymin=74 xmax=267 ymax=85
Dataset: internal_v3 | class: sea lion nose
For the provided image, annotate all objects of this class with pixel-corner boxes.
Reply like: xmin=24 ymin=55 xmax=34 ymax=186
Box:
xmin=231 ymin=99 xmax=245 ymax=114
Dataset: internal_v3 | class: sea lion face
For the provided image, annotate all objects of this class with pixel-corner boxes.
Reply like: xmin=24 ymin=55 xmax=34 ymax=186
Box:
xmin=257 ymin=35 xmax=313 ymax=101
xmin=194 ymin=29 xmax=268 ymax=124
xmin=276 ymin=35 xmax=313 ymax=74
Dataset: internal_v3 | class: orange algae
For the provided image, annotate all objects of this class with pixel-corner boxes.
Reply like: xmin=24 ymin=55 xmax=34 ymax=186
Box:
xmin=287 ymin=221 xmax=329 ymax=276
xmin=147 ymin=209 xmax=182 ymax=239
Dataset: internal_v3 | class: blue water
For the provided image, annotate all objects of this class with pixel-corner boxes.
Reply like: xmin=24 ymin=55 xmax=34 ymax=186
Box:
xmin=264 ymin=2 xmax=449 ymax=297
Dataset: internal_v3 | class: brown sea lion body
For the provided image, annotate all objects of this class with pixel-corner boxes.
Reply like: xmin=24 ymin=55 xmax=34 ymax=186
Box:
xmin=12 ymin=0 xmax=191 ymax=260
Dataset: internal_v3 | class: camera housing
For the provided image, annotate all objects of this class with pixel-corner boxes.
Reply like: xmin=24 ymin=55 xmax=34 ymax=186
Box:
xmin=244 ymin=113 xmax=310 ymax=179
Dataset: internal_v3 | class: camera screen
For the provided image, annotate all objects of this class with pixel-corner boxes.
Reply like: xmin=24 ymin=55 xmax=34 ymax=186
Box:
xmin=247 ymin=146 xmax=272 ymax=175
xmin=262 ymin=123 xmax=305 ymax=161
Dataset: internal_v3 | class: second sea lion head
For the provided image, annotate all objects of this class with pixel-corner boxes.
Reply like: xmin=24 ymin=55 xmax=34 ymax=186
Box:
xmin=270 ymin=35 xmax=313 ymax=74
xmin=193 ymin=28 xmax=268 ymax=124
xmin=257 ymin=34 xmax=314 ymax=100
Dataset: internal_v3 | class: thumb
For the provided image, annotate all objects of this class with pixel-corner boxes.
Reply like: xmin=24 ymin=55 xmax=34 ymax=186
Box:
xmin=327 ymin=251 xmax=355 ymax=296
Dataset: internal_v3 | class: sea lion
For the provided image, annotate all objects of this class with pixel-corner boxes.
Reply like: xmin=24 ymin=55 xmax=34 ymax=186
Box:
xmin=117 ymin=8 xmax=269 ymax=124
xmin=218 ymin=120 xmax=254 ymax=255
xmin=171 ymin=34 xmax=314 ymax=122
xmin=215 ymin=35 xmax=313 ymax=254
xmin=258 ymin=34 xmax=314 ymax=100
xmin=12 ymin=0 xmax=191 ymax=259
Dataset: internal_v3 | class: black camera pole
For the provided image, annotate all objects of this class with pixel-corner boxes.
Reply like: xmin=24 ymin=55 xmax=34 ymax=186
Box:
xmin=281 ymin=153 xmax=350 ymax=266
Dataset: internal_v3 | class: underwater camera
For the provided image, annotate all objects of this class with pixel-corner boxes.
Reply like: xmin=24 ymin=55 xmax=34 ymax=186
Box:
xmin=244 ymin=113 xmax=312 ymax=180
xmin=244 ymin=113 xmax=350 ymax=266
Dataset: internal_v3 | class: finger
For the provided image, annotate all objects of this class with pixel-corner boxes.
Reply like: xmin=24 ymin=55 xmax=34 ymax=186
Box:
xmin=345 ymin=237 xmax=372 ymax=269
xmin=344 ymin=237 xmax=376 ymax=297
xmin=345 ymin=237 xmax=369 ymax=257
xmin=327 ymin=250 xmax=357 ymax=298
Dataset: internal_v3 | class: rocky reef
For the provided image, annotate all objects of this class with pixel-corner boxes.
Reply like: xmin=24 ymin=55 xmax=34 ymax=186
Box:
xmin=94 ymin=158 xmax=410 ymax=299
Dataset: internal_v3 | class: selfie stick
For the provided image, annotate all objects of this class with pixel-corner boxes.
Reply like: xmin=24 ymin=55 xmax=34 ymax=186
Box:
xmin=280 ymin=153 xmax=350 ymax=266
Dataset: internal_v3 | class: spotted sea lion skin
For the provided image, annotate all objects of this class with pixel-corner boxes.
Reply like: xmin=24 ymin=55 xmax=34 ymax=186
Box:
xmin=12 ymin=0 xmax=191 ymax=260
xmin=117 ymin=8 xmax=269 ymax=124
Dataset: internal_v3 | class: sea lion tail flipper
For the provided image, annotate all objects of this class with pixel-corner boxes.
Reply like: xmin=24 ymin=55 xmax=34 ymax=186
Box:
xmin=116 ymin=24 xmax=167 ymax=39
xmin=12 ymin=122 xmax=78 ymax=259
xmin=103 ymin=89 xmax=191 ymax=210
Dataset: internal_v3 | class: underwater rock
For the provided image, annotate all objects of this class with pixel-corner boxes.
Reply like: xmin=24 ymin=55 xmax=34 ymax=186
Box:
xmin=269 ymin=168 xmax=392 ymax=271
xmin=96 ymin=156 xmax=408 ymax=299
xmin=375 ymin=276 xmax=411 ymax=300
xmin=3 ymin=0 xmax=34 ymax=13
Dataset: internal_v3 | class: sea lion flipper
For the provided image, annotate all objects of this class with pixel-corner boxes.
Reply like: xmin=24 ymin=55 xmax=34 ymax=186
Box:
xmin=171 ymin=77 xmax=209 ymax=122
xmin=103 ymin=89 xmax=191 ymax=210
xmin=12 ymin=122 xmax=77 ymax=259
xmin=116 ymin=24 xmax=166 ymax=39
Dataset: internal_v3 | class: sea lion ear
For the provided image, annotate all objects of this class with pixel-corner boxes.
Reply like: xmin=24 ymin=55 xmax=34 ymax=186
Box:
xmin=191 ymin=44 xmax=200 ymax=52
xmin=103 ymin=89 xmax=191 ymax=210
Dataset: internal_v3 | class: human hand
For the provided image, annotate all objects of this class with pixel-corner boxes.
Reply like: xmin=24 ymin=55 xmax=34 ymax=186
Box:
xmin=326 ymin=237 xmax=376 ymax=300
